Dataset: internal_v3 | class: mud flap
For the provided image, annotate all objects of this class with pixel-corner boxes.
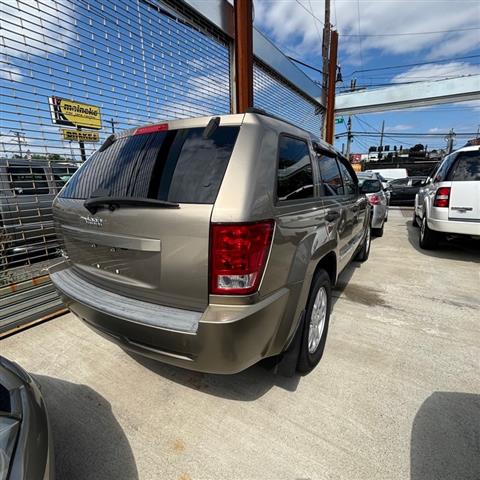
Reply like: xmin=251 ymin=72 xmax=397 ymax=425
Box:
xmin=275 ymin=311 xmax=305 ymax=377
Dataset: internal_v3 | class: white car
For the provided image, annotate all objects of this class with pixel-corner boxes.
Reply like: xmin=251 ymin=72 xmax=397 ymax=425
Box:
xmin=413 ymin=145 xmax=480 ymax=249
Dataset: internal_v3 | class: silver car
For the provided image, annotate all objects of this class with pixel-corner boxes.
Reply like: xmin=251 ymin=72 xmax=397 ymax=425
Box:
xmin=50 ymin=111 xmax=371 ymax=375
xmin=357 ymin=173 xmax=388 ymax=237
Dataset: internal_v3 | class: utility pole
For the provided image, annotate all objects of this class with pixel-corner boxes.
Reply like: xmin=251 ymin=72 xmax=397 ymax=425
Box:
xmin=324 ymin=30 xmax=338 ymax=144
xmin=378 ymin=120 xmax=385 ymax=160
xmin=321 ymin=0 xmax=331 ymax=138
xmin=345 ymin=116 xmax=353 ymax=160
xmin=445 ymin=128 xmax=456 ymax=153
xmin=109 ymin=118 xmax=117 ymax=134
xmin=234 ymin=0 xmax=253 ymax=113
xmin=10 ymin=130 xmax=23 ymax=157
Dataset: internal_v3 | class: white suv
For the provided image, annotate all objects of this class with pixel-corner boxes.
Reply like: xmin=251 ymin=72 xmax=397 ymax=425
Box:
xmin=414 ymin=145 xmax=480 ymax=249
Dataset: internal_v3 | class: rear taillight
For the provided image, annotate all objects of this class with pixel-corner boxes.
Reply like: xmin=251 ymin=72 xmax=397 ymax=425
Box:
xmin=433 ymin=187 xmax=451 ymax=208
xmin=367 ymin=194 xmax=381 ymax=205
xmin=210 ymin=220 xmax=274 ymax=295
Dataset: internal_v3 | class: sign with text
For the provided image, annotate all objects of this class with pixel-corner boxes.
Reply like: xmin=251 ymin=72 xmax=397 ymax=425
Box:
xmin=49 ymin=96 xmax=102 ymax=129
xmin=61 ymin=129 xmax=100 ymax=143
xmin=335 ymin=117 xmax=344 ymax=124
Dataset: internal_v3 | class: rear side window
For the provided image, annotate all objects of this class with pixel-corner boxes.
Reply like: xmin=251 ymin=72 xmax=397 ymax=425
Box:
xmin=277 ymin=136 xmax=314 ymax=202
xmin=449 ymin=151 xmax=479 ymax=181
xmin=337 ymin=160 xmax=357 ymax=195
xmin=7 ymin=167 xmax=49 ymax=195
xmin=433 ymin=153 xmax=456 ymax=182
xmin=318 ymin=155 xmax=343 ymax=196
xmin=60 ymin=127 xmax=239 ymax=204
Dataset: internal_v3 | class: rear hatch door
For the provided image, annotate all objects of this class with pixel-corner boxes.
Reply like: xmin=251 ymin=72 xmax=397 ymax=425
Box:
xmin=448 ymin=150 xmax=480 ymax=221
xmin=54 ymin=122 xmax=240 ymax=311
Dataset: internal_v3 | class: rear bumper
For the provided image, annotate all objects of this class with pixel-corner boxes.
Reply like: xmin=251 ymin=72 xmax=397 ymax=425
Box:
xmin=51 ymin=268 xmax=291 ymax=374
xmin=428 ymin=216 xmax=480 ymax=236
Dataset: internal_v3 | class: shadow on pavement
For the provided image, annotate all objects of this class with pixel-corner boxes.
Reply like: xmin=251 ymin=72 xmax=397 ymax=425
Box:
xmin=34 ymin=375 xmax=138 ymax=480
xmin=411 ymin=392 xmax=480 ymax=480
xmin=128 ymin=353 xmax=301 ymax=401
xmin=406 ymin=220 xmax=480 ymax=263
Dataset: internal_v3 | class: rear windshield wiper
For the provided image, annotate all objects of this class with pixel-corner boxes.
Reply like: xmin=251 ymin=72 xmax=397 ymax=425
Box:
xmin=84 ymin=196 xmax=180 ymax=214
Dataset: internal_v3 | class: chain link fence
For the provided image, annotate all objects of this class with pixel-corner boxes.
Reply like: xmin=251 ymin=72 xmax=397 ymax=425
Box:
xmin=1 ymin=0 xmax=322 ymax=333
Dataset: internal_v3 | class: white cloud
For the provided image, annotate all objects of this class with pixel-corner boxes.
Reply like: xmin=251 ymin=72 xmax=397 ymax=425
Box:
xmin=254 ymin=0 xmax=480 ymax=64
xmin=428 ymin=127 xmax=441 ymax=133
xmin=388 ymin=124 xmax=413 ymax=132
xmin=0 ymin=64 xmax=22 ymax=82
xmin=1 ymin=0 xmax=75 ymax=59
xmin=391 ymin=62 xmax=480 ymax=83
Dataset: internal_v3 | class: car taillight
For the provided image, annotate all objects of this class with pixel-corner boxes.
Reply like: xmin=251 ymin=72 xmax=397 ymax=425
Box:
xmin=433 ymin=187 xmax=450 ymax=208
xmin=367 ymin=194 xmax=381 ymax=205
xmin=210 ymin=220 xmax=274 ymax=295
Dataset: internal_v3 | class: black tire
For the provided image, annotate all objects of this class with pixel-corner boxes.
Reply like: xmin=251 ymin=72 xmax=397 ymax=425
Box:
xmin=419 ymin=215 xmax=438 ymax=249
xmin=297 ymin=270 xmax=332 ymax=374
xmin=372 ymin=224 xmax=384 ymax=237
xmin=356 ymin=226 xmax=371 ymax=262
xmin=412 ymin=209 xmax=419 ymax=227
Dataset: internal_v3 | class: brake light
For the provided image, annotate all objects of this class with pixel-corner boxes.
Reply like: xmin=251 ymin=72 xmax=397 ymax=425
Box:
xmin=210 ymin=220 xmax=274 ymax=295
xmin=367 ymin=194 xmax=381 ymax=205
xmin=134 ymin=123 xmax=168 ymax=135
xmin=433 ymin=187 xmax=451 ymax=208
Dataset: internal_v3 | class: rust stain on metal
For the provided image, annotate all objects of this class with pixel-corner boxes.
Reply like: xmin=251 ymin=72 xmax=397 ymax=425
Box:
xmin=31 ymin=275 xmax=49 ymax=286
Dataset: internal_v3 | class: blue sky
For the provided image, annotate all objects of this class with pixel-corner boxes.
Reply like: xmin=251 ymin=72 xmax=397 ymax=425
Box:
xmin=254 ymin=0 xmax=480 ymax=152
xmin=1 ymin=0 xmax=479 ymax=159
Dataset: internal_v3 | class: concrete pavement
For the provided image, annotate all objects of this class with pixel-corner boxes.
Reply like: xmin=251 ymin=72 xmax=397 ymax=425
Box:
xmin=1 ymin=208 xmax=479 ymax=480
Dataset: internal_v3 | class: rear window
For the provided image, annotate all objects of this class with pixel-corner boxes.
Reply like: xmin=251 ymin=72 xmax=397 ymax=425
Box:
xmin=449 ymin=151 xmax=479 ymax=181
xmin=60 ymin=126 xmax=239 ymax=204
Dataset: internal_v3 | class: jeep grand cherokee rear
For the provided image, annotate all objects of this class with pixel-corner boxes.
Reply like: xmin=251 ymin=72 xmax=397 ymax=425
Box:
xmin=51 ymin=113 xmax=370 ymax=374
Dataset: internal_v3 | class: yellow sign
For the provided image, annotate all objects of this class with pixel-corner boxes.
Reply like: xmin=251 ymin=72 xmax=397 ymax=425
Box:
xmin=49 ymin=96 xmax=102 ymax=129
xmin=61 ymin=129 xmax=100 ymax=143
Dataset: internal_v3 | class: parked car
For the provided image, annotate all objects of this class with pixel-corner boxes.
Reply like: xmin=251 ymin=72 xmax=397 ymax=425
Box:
xmin=414 ymin=145 xmax=480 ymax=249
xmin=364 ymin=170 xmax=390 ymax=204
xmin=387 ymin=176 xmax=427 ymax=205
xmin=0 ymin=356 xmax=53 ymax=479
xmin=357 ymin=173 xmax=388 ymax=237
xmin=50 ymin=111 xmax=371 ymax=375
xmin=370 ymin=168 xmax=408 ymax=182
xmin=0 ymin=159 xmax=77 ymax=269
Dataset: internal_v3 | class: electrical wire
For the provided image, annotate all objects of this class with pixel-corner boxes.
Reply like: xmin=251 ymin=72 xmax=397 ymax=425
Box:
xmin=347 ymin=54 xmax=480 ymax=76
xmin=340 ymin=26 xmax=480 ymax=37
xmin=307 ymin=0 xmax=324 ymax=47
xmin=294 ymin=0 xmax=325 ymax=26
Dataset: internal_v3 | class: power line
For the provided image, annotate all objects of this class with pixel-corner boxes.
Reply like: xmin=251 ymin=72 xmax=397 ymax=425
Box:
xmin=336 ymin=131 xmax=478 ymax=137
xmin=307 ymin=0 xmax=324 ymax=46
xmin=287 ymin=56 xmax=325 ymax=74
xmin=294 ymin=0 xmax=325 ymax=26
xmin=347 ymin=54 xmax=480 ymax=76
xmin=340 ymin=26 xmax=480 ymax=37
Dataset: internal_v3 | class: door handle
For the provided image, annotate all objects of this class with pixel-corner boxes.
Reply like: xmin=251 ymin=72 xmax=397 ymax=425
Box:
xmin=325 ymin=210 xmax=340 ymax=222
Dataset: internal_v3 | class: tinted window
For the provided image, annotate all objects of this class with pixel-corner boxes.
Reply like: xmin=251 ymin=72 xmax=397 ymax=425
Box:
xmin=7 ymin=167 xmax=49 ymax=195
xmin=411 ymin=178 xmax=425 ymax=187
xmin=449 ymin=151 xmax=479 ymax=181
xmin=338 ymin=160 xmax=357 ymax=195
xmin=433 ymin=153 xmax=456 ymax=182
xmin=277 ymin=136 xmax=313 ymax=201
xmin=60 ymin=127 xmax=239 ymax=204
xmin=318 ymin=155 xmax=343 ymax=196
xmin=389 ymin=178 xmax=409 ymax=187
xmin=358 ymin=178 xmax=381 ymax=193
